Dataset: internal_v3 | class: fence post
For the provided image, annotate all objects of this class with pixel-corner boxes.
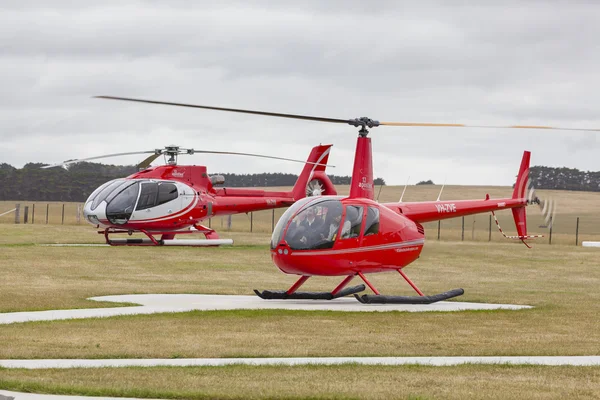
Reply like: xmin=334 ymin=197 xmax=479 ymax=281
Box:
xmin=14 ymin=204 xmax=20 ymax=224
xmin=488 ymin=215 xmax=492 ymax=242
xmin=32 ymin=204 xmax=35 ymax=224
xmin=76 ymin=204 xmax=82 ymax=224
xmin=250 ymin=212 xmax=253 ymax=232
xmin=46 ymin=204 xmax=49 ymax=224
xmin=471 ymin=217 xmax=475 ymax=241
xmin=437 ymin=220 xmax=441 ymax=240
xmin=24 ymin=206 xmax=29 ymax=224
xmin=272 ymin=209 xmax=275 ymax=232
xmin=461 ymin=216 xmax=465 ymax=241
xmin=575 ymin=217 xmax=579 ymax=246
xmin=61 ymin=204 xmax=65 ymax=225
xmin=549 ymin=217 xmax=553 ymax=245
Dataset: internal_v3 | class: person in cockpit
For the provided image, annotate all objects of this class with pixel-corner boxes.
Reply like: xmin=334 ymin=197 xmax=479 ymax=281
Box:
xmin=297 ymin=207 xmax=323 ymax=247
xmin=301 ymin=207 xmax=322 ymax=231
xmin=321 ymin=203 xmax=349 ymax=242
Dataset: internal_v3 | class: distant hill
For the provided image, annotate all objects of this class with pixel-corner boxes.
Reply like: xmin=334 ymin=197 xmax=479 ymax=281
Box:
xmin=0 ymin=162 xmax=385 ymax=202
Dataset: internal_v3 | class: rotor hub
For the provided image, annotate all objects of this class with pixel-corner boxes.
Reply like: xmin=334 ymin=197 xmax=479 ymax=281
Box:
xmin=347 ymin=117 xmax=380 ymax=136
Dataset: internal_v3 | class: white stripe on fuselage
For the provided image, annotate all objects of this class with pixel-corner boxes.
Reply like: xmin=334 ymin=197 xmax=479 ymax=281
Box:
xmin=307 ymin=147 xmax=331 ymax=183
xmin=290 ymin=239 xmax=425 ymax=256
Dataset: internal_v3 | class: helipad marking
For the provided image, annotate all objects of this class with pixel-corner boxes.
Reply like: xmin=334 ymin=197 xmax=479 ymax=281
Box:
xmin=1 ymin=356 xmax=599 ymax=369
xmin=0 ymin=390 xmax=160 ymax=400
xmin=0 ymin=294 xmax=532 ymax=325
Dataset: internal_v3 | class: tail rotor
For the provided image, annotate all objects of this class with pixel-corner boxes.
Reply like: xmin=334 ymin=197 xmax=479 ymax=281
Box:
xmin=528 ymin=183 xmax=556 ymax=229
xmin=306 ymin=178 xmax=326 ymax=197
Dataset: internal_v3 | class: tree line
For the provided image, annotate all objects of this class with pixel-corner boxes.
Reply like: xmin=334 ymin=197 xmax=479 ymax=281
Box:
xmin=0 ymin=162 xmax=385 ymax=202
xmin=2 ymin=161 xmax=597 ymax=202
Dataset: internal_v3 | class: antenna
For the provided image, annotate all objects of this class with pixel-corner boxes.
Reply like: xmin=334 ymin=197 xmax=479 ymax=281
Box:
xmin=399 ymin=176 xmax=410 ymax=202
xmin=376 ymin=182 xmax=384 ymax=202
xmin=436 ymin=177 xmax=447 ymax=202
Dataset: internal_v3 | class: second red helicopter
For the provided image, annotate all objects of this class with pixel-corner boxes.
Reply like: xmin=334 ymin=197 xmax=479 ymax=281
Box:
xmin=45 ymin=144 xmax=336 ymax=246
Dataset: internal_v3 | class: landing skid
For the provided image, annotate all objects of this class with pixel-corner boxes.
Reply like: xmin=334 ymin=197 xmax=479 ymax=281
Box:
xmin=101 ymin=225 xmax=232 ymax=247
xmin=254 ymin=285 xmax=365 ymax=300
xmin=256 ymin=270 xmax=465 ymax=305
xmin=354 ymin=288 xmax=464 ymax=304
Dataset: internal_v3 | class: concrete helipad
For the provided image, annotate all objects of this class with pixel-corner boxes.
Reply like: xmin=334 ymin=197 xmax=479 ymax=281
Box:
xmin=1 ymin=356 xmax=599 ymax=369
xmin=0 ymin=294 xmax=532 ymax=325
xmin=0 ymin=391 xmax=160 ymax=400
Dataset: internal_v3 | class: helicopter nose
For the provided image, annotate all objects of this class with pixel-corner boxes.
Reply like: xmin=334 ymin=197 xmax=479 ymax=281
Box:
xmin=273 ymin=244 xmax=291 ymax=256
xmin=83 ymin=200 xmax=107 ymax=226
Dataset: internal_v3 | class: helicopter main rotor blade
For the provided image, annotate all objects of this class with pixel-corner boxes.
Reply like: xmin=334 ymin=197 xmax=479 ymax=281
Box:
xmin=94 ymin=96 xmax=349 ymax=124
xmin=137 ymin=153 xmax=162 ymax=170
xmin=191 ymin=149 xmax=335 ymax=168
xmin=379 ymin=121 xmax=600 ymax=132
xmin=42 ymin=151 xmax=156 ymax=169
xmin=95 ymin=96 xmax=600 ymax=132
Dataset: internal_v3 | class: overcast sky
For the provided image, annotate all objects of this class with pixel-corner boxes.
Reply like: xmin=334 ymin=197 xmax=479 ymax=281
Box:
xmin=1 ymin=1 xmax=599 ymax=186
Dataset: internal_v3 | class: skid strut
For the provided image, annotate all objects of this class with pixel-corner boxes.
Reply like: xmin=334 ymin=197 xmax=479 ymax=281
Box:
xmin=101 ymin=226 xmax=231 ymax=246
xmin=354 ymin=268 xmax=464 ymax=304
xmin=254 ymin=275 xmax=365 ymax=300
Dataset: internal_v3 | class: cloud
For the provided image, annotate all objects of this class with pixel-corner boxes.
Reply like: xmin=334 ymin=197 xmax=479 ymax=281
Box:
xmin=1 ymin=1 xmax=600 ymax=185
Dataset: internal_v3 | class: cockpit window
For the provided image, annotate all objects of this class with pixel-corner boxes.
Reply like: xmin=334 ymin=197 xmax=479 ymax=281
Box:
xmin=104 ymin=181 xmax=137 ymax=208
xmin=158 ymin=183 xmax=178 ymax=205
xmin=363 ymin=206 xmax=380 ymax=236
xmin=106 ymin=182 xmax=140 ymax=225
xmin=91 ymin=179 xmax=126 ymax=210
xmin=86 ymin=181 xmax=113 ymax=205
xmin=135 ymin=182 xmax=179 ymax=211
xmin=285 ymin=199 xmax=343 ymax=250
xmin=270 ymin=197 xmax=314 ymax=249
xmin=136 ymin=182 xmax=159 ymax=211
xmin=340 ymin=205 xmax=363 ymax=239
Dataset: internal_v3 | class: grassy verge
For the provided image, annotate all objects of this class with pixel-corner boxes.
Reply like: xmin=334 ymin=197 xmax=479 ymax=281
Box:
xmin=1 ymin=365 xmax=599 ymax=400
xmin=0 ymin=238 xmax=598 ymax=359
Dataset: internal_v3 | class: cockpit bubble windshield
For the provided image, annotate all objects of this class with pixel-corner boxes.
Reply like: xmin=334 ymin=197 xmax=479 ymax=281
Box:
xmin=283 ymin=198 xmax=343 ymax=250
xmin=90 ymin=179 xmax=126 ymax=210
xmin=270 ymin=197 xmax=314 ymax=249
xmin=106 ymin=181 xmax=139 ymax=225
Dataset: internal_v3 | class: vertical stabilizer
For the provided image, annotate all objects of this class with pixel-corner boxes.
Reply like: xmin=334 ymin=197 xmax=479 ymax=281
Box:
xmin=511 ymin=151 xmax=531 ymax=238
xmin=349 ymin=136 xmax=374 ymax=199
xmin=291 ymin=144 xmax=336 ymax=200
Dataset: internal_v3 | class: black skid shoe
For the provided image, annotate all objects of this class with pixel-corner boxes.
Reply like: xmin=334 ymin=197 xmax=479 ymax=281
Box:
xmin=254 ymin=284 xmax=366 ymax=300
xmin=354 ymin=288 xmax=464 ymax=304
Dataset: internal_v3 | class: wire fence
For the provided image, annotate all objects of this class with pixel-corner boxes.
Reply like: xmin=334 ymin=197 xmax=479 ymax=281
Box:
xmin=1 ymin=201 xmax=599 ymax=246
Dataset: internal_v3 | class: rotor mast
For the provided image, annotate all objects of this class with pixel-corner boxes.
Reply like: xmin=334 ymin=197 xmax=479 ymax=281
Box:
xmin=347 ymin=118 xmax=377 ymax=200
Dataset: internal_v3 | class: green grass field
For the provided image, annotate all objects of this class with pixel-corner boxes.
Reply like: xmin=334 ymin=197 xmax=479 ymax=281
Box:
xmin=0 ymin=217 xmax=599 ymax=398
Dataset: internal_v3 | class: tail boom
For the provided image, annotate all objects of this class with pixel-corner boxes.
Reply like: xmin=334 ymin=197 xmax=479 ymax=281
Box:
xmin=386 ymin=197 xmax=527 ymax=224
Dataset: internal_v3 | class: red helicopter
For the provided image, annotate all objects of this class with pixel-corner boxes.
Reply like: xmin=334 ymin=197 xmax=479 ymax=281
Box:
xmin=93 ymin=96 xmax=595 ymax=304
xmin=44 ymin=143 xmax=336 ymax=246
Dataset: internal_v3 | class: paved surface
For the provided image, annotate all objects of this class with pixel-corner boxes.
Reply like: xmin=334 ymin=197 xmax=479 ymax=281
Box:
xmin=0 ymin=391 xmax=160 ymax=400
xmin=2 ymin=356 xmax=600 ymax=369
xmin=0 ymin=294 xmax=532 ymax=325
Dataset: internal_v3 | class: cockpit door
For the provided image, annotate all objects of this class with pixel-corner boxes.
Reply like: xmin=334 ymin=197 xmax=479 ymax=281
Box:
xmin=359 ymin=206 xmax=381 ymax=247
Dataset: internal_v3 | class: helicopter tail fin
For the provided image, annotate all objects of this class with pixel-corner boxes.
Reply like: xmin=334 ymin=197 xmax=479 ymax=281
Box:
xmin=493 ymin=150 xmax=553 ymax=247
xmin=291 ymin=144 xmax=337 ymax=200
xmin=511 ymin=150 xmax=531 ymax=238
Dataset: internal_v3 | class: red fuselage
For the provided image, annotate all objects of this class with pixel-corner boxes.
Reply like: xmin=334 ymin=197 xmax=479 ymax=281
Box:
xmin=270 ymin=195 xmax=527 ymax=276
xmin=270 ymin=196 xmax=424 ymax=276
xmin=83 ymin=165 xmax=306 ymax=232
